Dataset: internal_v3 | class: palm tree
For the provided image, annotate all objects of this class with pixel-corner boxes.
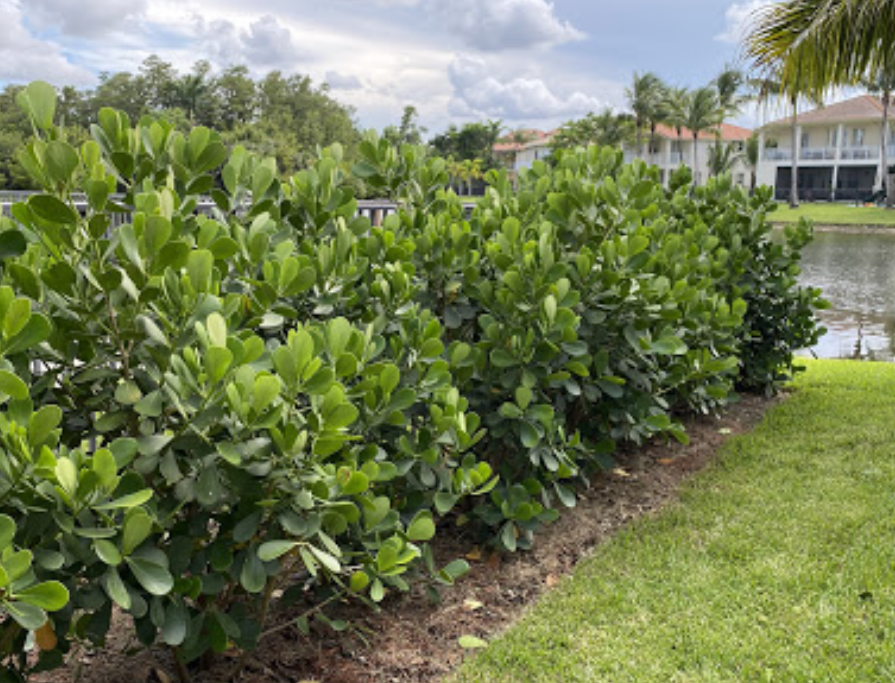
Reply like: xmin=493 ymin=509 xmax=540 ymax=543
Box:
xmin=745 ymin=133 xmax=760 ymax=193
xmin=753 ymin=71 xmax=812 ymax=208
xmin=713 ymin=66 xmax=748 ymax=120
xmin=685 ymin=87 xmax=721 ymax=186
xmin=663 ymin=87 xmax=690 ymax=166
xmin=175 ymin=74 xmax=209 ymax=124
xmin=708 ymin=142 xmax=744 ymax=178
xmin=863 ymin=71 xmax=895 ymax=207
xmin=745 ymin=0 xmax=895 ymax=96
xmin=646 ymin=82 xmax=670 ymax=161
xmin=626 ymin=72 xmax=664 ymax=157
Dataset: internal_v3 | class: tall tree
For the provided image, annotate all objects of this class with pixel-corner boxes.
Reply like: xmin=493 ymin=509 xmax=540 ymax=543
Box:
xmin=745 ymin=133 xmax=760 ymax=193
xmin=863 ymin=70 xmax=895 ymax=207
xmin=713 ymin=65 xmax=748 ymax=119
xmin=550 ymin=109 xmax=635 ymax=151
xmin=663 ymin=87 xmax=690 ymax=165
xmin=745 ymin=0 xmax=895 ymax=96
xmin=626 ymin=72 xmax=664 ymax=157
xmin=214 ymin=65 xmax=256 ymax=130
xmin=685 ymin=86 xmax=721 ymax=186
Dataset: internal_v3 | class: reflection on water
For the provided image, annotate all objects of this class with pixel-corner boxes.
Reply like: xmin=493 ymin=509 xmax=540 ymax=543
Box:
xmin=798 ymin=229 xmax=895 ymax=360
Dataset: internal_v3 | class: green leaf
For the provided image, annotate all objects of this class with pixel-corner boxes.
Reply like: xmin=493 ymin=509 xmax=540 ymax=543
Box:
xmin=253 ymin=375 xmax=281 ymax=413
xmin=257 ymin=540 xmax=299 ymax=562
xmin=144 ymin=215 xmax=172 ymax=253
xmin=0 ymin=370 xmax=28 ymax=400
xmin=0 ymin=514 xmax=15 ymax=549
xmin=0 ymin=228 xmax=26 ymax=260
xmin=490 ymin=349 xmax=517 ymax=368
xmin=45 ymin=141 xmax=80 ymax=183
xmin=114 ymin=381 xmax=142 ymax=406
xmin=206 ymin=312 xmax=227 ymax=347
xmin=379 ymin=364 xmax=400 ymax=395
xmin=6 ymin=601 xmax=47 ymax=630
xmin=2 ymin=298 xmax=30 ymax=339
xmin=28 ymin=195 xmax=79 ymax=225
xmin=407 ymin=513 xmax=436 ymax=542
xmin=519 ymin=421 xmax=540 ymax=448
xmin=309 ymin=546 xmax=341 ymax=574
xmin=187 ymin=249 xmax=214 ymax=292
xmin=5 ymin=313 xmax=50 ymax=355
xmin=94 ymin=489 xmax=153 ymax=511
xmin=161 ymin=600 xmax=189 ymax=646
xmin=102 ymin=568 xmax=131 ymax=610
xmin=458 ymin=635 xmax=488 ymax=649
xmin=205 ymin=346 xmax=233 ymax=384
xmin=29 ymin=405 xmax=62 ymax=446
xmin=94 ymin=539 xmax=123 ymax=566
xmin=122 ymin=510 xmax=153 ymax=554
xmin=196 ymin=466 xmax=222 ymax=507
xmin=434 ymin=492 xmax=458 ymax=515
xmin=17 ymin=81 xmax=57 ymax=130
xmin=16 ymin=581 xmax=69 ymax=611
xmin=126 ymin=557 xmax=174 ymax=596
xmin=240 ymin=549 xmax=267 ymax=594
xmin=54 ymin=458 xmax=77 ymax=495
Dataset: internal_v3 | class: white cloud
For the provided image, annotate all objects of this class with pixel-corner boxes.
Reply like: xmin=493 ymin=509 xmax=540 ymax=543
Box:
xmin=25 ymin=0 xmax=148 ymax=37
xmin=435 ymin=0 xmax=584 ymax=51
xmin=0 ymin=1 xmax=94 ymax=84
xmin=190 ymin=14 xmax=307 ymax=70
xmin=448 ymin=54 xmax=601 ymax=121
xmin=716 ymin=0 xmax=774 ymax=44
xmin=326 ymin=71 xmax=363 ymax=90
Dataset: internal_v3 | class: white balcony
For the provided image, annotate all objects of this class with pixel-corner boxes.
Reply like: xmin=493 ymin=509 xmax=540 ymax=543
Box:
xmin=800 ymin=146 xmax=836 ymax=160
xmin=840 ymin=146 xmax=879 ymax=160
xmin=763 ymin=148 xmax=792 ymax=161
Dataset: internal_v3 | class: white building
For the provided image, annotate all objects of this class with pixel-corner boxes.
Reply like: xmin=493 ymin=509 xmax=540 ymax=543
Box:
xmin=757 ymin=95 xmax=895 ymax=202
xmin=495 ymin=123 xmax=753 ymax=188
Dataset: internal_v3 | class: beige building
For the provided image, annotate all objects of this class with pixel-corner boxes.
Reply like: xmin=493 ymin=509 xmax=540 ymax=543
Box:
xmin=757 ymin=95 xmax=895 ymax=202
xmin=495 ymin=123 xmax=753 ymax=188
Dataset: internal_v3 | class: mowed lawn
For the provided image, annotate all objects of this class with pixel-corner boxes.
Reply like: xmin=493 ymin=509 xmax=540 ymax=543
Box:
xmin=451 ymin=360 xmax=895 ymax=683
xmin=772 ymin=203 xmax=895 ymax=226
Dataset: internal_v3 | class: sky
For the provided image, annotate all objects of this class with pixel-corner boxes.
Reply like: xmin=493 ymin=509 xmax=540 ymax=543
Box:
xmin=0 ymin=0 xmax=773 ymax=133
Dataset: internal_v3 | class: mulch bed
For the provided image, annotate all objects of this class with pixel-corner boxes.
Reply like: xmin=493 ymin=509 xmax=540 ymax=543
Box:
xmin=38 ymin=393 xmax=776 ymax=683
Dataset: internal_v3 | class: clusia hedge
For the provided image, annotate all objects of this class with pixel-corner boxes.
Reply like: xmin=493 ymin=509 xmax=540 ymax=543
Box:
xmin=0 ymin=82 xmax=824 ymax=681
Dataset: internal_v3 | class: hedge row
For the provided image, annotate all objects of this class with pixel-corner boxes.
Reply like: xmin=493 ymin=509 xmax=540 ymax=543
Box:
xmin=0 ymin=82 xmax=824 ymax=680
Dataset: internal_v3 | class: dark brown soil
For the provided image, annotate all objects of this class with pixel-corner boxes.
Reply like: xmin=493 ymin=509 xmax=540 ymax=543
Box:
xmin=38 ymin=394 xmax=775 ymax=683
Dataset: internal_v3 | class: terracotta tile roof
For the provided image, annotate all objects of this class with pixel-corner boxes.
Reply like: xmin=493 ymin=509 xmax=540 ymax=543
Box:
xmin=763 ymin=94 xmax=895 ymax=128
xmin=654 ymin=122 xmax=752 ymax=141
xmin=494 ymin=129 xmax=554 ymax=152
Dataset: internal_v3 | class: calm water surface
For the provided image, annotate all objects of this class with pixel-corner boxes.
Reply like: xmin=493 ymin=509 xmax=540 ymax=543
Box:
xmin=798 ymin=229 xmax=895 ymax=360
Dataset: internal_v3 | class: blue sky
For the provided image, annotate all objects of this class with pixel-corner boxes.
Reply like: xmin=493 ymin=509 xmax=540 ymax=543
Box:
xmin=0 ymin=0 xmax=770 ymax=132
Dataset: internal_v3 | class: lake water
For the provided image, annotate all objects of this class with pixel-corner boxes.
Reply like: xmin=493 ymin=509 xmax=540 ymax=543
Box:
xmin=798 ymin=229 xmax=895 ymax=360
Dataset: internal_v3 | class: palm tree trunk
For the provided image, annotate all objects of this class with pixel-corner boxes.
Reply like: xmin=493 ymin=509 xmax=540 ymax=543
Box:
xmin=692 ymin=132 xmax=699 ymax=187
xmin=883 ymin=92 xmax=892 ymax=208
xmin=636 ymin=122 xmax=643 ymax=158
xmin=790 ymin=96 xmax=799 ymax=208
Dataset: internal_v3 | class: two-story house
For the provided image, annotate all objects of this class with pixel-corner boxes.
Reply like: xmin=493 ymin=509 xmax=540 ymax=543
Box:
xmin=495 ymin=123 xmax=752 ymax=188
xmin=756 ymin=95 xmax=894 ymax=202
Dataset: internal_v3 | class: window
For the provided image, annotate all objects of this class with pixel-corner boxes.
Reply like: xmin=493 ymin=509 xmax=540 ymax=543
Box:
xmin=800 ymin=131 xmax=810 ymax=148
xmin=736 ymin=173 xmax=745 ymax=185
xmin=828 ymin=128 xmax=838 ymax=146
xmin=852 ymin=128 xmax=865 ymax=146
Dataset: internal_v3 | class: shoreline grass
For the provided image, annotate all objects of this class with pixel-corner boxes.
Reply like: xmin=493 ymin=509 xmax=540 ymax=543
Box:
xmin=772 ymin=203 xmax=895 ymax=226
xmin=451 ymin=360 xmax=895 ymax=683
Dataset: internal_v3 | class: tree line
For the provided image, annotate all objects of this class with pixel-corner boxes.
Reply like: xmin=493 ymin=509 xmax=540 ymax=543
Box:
xmin=0 ymin=56 xmax=503 ymax=191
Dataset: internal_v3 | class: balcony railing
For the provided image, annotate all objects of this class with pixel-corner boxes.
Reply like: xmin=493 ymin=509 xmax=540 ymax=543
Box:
xmin=840 ymin=146 xmax=878 ymax=160
xmin=763 ymin=148 xmax=792 ymax=161
xmin=800 ymin=146 xmax=836 ymax=160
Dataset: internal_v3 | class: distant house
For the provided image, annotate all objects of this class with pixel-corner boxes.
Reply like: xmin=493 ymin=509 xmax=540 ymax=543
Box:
xmin=493 ymin=130 xmax=556 ymax=176
xmin=493 ymin=123 xmax=752 ymax=188
xmin=757 ymin=95 xmax=894 ymax=202
xmin=640 ymin=123 xmax=752 ymax=187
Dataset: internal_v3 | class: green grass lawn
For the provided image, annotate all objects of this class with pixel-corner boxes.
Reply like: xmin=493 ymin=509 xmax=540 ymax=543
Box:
xmin=451 ymin=360 xmax=895 ymax=683
xmin=772 ymin=203 xmax=895 ymax=226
